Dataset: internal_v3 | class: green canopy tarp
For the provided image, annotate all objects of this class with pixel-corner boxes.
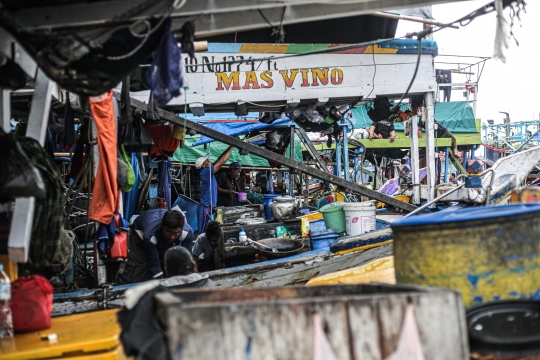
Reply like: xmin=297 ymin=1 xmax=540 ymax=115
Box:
xmin=172 ymin=135 xmax=303 ymax=167
xmin=352 ymin=101 xmax=477 ymax=133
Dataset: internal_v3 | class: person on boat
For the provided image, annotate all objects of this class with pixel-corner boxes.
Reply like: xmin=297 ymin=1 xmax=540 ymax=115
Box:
xmin=195 ymin=146 xmax=234 ymax=235
xmin=417 ymin=118 xmax=459 ymax=156
xmin=449 ymin=173 xmax=458 ymax=185
xmin=368 ymin=119 xmax=399 ymax=142
xmin=217 ymin=162 xmax=242 ymax=207
xmin=161 ymin=247 xmax=215 ymax=288
xmin=192 ymin=221 xmax=223 ymax=273
xmin=118 ymin=209 xmax=193 ymax=284
xmin=237 ymin=169 xmax=248 ymax=192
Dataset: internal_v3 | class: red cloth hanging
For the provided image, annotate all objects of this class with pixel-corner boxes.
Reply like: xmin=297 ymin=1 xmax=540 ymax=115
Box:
xmin=146 ymin=122 xmax=180 ymax=158
xmin=89 ymin=91 xmax=119 ymax=224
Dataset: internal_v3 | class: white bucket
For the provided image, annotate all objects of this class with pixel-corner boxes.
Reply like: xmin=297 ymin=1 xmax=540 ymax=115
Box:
xmin=343 ymin=202 xmax=376 ymax=236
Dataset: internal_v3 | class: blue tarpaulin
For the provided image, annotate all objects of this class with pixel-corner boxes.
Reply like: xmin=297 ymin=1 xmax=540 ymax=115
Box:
xmin=185 ymin=112 xmax=293 ymax=146
xmin=352 ymin=101 xmax=477 ymax=133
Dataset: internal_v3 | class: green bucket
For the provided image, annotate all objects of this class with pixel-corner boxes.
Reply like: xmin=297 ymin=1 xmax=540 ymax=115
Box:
xmin=319 ymin=202 xmax=346 ymax=233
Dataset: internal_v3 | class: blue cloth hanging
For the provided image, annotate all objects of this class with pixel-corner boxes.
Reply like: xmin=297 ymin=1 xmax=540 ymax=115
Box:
xmin=146 ymin=19 xmax=183 ymax=107
xmin=157 ymin=159 xmax=172 ymax=210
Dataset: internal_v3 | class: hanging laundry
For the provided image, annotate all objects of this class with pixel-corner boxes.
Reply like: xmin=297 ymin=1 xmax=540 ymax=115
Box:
xmin=385 ymin=304 xmax=426 ymax=360
xmin=146 ymin=122 xmax=180 ymax=161
xmin=89 ymin=91 xmax=119 ymax=225
xmin=145 ymin=91 xmax=165 ymax=124
xmin=123 ymin=152 xmax=140 ymax=221
xmin=157 ymin=159 xmax=172 ymax=210
xmin=178 ymin=21 xmax=196 ymax=58
xmin=493 ymin=0 xmax=510 ymax=63
xmin=119 ymin=76 xmax=133 ymax=125
xmin=146 ymin=19 xmax=184 ymax=107
xmin=61 ymin=92 xmax=76 ymax=150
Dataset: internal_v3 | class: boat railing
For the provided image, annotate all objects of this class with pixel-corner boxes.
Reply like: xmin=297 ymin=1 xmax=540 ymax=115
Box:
xmin=403 ymin=168 xmax=496 ymax=218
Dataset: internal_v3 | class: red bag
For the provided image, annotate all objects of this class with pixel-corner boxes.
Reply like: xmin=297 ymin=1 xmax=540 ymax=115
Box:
xmin=110 ymin=213 xmax=128 ymax=258
xmin=11 ymin=275 xmax=53 ymax=332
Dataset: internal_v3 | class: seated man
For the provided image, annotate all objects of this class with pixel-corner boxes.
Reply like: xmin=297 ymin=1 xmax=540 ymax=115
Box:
xmin=161 ymin=247 xmax=215 ymax=288
xmin=418 ymin=119 xmax=458 ymax=156
xmin=192 ymin=221 xmax=222 ymax=273
xmin=368 ymin=119 xmax=399 ymax=142
xmin=118 ymin=209 xmax=193 ymax=284
xmin=449 ymin=173 xmax=458 ymax=185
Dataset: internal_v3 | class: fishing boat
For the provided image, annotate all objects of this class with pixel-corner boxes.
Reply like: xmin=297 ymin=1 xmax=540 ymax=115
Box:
xmin=53 ymin=220 xmax=394 ymax=316
xmin=435 ymin=146 xmax=540 ymax=205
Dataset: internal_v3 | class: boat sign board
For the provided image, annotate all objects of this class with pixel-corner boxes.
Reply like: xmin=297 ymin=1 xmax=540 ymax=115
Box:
xmin=132 ymin=43 xmax=437 ymax=113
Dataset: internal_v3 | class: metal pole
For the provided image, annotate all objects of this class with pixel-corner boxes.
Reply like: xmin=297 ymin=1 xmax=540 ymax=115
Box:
xmin=289 ymin=125 xmax=295 ymax=196
xmin=336 ymin=132 xmax=342 ymax=181
xmin=471 ymin=145 xmax=476 ymax=160
xmin=444 ymin=147 xmax=449 ymax=183
xmin=342 ymin=122 xmax=349 ymax=182
xmin=473 ymin=85 xmax=477 ymax=117
xmin=0 ymin=88 xmax=10 ymax=132
xmin=370 ymin=11 xmax=460 ymax=29
xmin=425 ymin=92 xmax=437 ymax=204
xmin=353 ymin=149 xmax=359 ymax=183
xmin=463 ymin=150 xmax=468 ymax=171
xmin=410 ymin=115 xmax=421 ymax=205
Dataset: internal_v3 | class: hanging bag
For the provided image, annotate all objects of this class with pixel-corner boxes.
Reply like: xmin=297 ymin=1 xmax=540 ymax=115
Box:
xmin=110 ymin=212 xmax=129 ymax=258
xmin=0 ymin=128 xmax=46 ymax=201
xmin=11 ymin=275 xmax=53 ymax=332
xmin=120 ymin=145 xmax=136 ymax=192
xmin=121 ymin=113 xmax=154 ymax=153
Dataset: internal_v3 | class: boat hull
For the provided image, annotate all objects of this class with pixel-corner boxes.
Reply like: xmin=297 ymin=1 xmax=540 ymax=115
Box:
xmin=53 ymin=243 xmax=393 ymax=316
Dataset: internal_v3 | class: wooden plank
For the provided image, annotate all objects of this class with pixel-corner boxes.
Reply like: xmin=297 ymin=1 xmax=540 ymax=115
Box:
xmin=348 ymin=299 xmax=383 ymax=360
xmin=376 ymin=295 xmax=406 ymax=357
xmin=413 ymin=292 xmax=470 ymax=359
xmin=157 ymin=285 xmax=469 ymax=360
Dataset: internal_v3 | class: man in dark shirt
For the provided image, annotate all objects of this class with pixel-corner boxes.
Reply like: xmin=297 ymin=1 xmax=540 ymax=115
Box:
xmin=217 ymin=162 xmax=242 ymax=207
xmin=192 ymin=221 xmax=223 ymax=272
xmin=118 ymin=209 xmax=194 ymax=283
xmin=418 ymin=119 xmax=458 ymax=155
xmin=368 ymin=119 xmax=399 ymax=142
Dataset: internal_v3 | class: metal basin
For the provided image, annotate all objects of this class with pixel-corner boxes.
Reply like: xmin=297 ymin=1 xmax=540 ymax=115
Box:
xmin=249 ymin=238 xmax=304 ymax=259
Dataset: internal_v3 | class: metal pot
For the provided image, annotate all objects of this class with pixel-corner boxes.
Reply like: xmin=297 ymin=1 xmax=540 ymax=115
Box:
xmin=248 ymin=238 xmax=305 ymax=259
xmin=269 ymin=195 xmax=303 ymax=220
